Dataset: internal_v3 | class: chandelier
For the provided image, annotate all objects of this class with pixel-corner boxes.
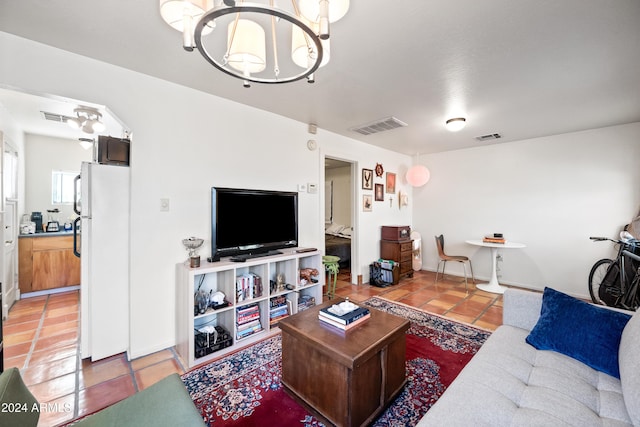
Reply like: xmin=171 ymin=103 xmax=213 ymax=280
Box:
xmin=66 ymin=107 xmax=106 ymax=134
xmin=159 ymin=0 xmax=349 ymax=87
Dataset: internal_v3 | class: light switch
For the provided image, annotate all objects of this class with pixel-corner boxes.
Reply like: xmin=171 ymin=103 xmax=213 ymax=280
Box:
xmin=160 ymin=198 xmax=170 ymax=212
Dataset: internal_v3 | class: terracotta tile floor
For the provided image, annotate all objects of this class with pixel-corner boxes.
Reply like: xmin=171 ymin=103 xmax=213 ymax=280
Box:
xmin=3 ymin=291 xmax=185 ymax=426
xmin=2 ymin=269 xmax=503 ymax=426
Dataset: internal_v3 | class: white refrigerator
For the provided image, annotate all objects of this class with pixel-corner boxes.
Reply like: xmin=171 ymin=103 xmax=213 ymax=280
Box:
xmin=74 ymin=161 xmax=130 ymax=361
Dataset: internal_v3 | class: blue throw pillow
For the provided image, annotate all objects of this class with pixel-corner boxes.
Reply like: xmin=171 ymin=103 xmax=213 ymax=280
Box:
xmin=526 ymin=287 xmax=631 ymax=378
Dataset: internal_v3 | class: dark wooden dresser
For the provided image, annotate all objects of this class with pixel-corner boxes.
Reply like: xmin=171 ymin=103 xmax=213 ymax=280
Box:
xmin=380 ymin=239 xmax=414 ymax=280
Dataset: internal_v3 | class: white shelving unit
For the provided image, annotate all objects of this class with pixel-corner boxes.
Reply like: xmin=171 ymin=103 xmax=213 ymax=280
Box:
xmin=176 ymin=249 xmax=323 ymax=369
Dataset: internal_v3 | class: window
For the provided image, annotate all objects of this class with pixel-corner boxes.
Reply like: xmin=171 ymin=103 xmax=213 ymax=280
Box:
xmin=52 ymin=170 xmax=78 ymax=205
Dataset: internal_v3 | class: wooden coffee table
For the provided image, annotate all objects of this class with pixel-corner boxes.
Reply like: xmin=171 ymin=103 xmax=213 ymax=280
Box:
xmin=278 ymin=299 xmax=410 ymax=427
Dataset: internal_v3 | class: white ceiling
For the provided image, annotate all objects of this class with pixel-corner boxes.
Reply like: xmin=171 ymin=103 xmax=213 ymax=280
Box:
xmin=0 ymin=87 xmax=128 ymax=141
xmin=1 ymin=0 xmax=639 ymax=154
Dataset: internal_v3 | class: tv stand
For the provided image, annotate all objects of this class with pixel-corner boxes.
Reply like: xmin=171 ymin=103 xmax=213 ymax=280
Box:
xmin=230 ymin=250 xmax=283 ymax=262
xmin=176 ymin=249 xmax=322 ymax=369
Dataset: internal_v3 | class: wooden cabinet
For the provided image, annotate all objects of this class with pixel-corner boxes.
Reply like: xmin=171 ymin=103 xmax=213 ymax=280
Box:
xmin=279 ymin=301 xmax=410 ymax=427
xmin=19 ymin=235 xmax=80 ymax=293
xmin=380 ymin=239 xmax=414 ymax=280
xmin=176 ymin=250 xmax=323 ymax=369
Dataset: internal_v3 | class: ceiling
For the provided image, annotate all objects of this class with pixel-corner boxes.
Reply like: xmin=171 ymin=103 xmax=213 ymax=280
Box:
xmin=1 ymin=0 xmax=639 ymax=154
xmin=0 ymin=87 xmax=128 ymax=141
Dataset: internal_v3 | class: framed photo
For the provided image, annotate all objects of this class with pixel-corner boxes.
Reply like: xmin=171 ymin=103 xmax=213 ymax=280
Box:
xmin=363 ymin=194 xmax=372 ymax=212
xmin=386 ymin=172 xmax=396 ymax=194
xmin=362 ymin=168 xmax=373 ymax=190
xmin=375 ymin=184 xmax=384 ymax=201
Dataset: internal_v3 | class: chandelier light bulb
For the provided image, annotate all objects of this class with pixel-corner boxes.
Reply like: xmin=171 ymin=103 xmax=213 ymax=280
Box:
xmin=445 ymin=117 xmax=466 ymax=132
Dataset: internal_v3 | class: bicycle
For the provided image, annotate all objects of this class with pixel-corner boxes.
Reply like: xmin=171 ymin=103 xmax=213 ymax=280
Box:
xmin=588 ymin=232 xmax=640 ymax=310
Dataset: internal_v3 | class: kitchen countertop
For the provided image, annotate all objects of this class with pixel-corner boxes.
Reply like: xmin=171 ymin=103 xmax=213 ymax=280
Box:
xmin=19 ymin=231 xmax=75 ymax=238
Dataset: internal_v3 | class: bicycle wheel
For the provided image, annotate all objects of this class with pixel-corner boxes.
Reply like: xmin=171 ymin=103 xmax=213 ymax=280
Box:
xmin=621 ymin=269 xmax=640 ymax=310
xmin=589 ymin=259 xmax=614 ymax=304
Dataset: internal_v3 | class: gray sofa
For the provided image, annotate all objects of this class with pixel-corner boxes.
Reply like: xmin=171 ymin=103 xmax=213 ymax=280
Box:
xmin=419 ymin=288 xmax=639 ymax=426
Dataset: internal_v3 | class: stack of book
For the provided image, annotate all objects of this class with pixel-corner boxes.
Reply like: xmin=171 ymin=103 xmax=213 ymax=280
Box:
xmin=236 ymin=304 xmax=263 ymax=339
xmin=269 ymin=295 xmax=290 ymax=326
xmin=318 ymin=305 xmax=370 ymax=330
xmin=298 ymin=295 xmax=316 ymax=312
xmin=236 ymin=273 xmax=263 ymax=302
xmin=483 ymin=236 xmax=505 ymax=244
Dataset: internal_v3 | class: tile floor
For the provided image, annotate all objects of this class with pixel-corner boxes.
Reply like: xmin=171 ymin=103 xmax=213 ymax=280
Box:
xmin=2 ymin=269 xmax=503 ymax=426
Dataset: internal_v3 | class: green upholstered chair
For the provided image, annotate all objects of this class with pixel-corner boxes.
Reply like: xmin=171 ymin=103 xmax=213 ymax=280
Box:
xmin=0 ymin=368 xmax=206 ymax=427
xmin=0 ymin=368 xmax=40 ymax=427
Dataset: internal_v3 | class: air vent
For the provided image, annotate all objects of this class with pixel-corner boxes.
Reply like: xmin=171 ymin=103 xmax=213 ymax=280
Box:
xmin=41 ymin=111 xmax=73 ymax=123
xmin=475 ymin=133 xmax=502 ymax=141
xmin=350 ymin=116 xmax=408 ymax=136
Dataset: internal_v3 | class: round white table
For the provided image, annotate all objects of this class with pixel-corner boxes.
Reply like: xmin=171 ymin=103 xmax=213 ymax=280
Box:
xmin=465 ymin=240 xmax=526 ymax=294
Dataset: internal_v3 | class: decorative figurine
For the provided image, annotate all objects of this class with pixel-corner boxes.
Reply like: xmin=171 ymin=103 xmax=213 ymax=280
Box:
xmin=182 ymin=236 xmax=204 ymax=267
xmin=299 ymin=268 xmax=319 ymax=285
xmin=276 ymin=273 xmax=286 ymax=292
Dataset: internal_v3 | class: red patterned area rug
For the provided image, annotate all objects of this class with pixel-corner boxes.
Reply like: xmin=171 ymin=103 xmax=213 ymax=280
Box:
xmin=181 ymin=297 xmax=491 ymax=426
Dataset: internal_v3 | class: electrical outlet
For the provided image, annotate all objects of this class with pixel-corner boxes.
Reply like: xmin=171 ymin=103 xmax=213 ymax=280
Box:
xmin=160 ymin=198 xmax=170 ymax=212
xmin=297 ymin=184 xmax=307 ymax=192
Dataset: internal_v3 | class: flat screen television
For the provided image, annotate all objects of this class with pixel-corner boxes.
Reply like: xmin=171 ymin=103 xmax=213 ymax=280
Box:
xmin=210 ymin=187 xmax=298 ymax=261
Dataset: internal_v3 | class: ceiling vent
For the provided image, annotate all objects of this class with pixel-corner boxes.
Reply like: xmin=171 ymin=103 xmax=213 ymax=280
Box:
xmin=41 ymin=111 xmax=73 ymax=124
xmin=350 ymin=116 xmax=408 ymax=136
xmin=475 ymin=133 xmax=502 ymax=142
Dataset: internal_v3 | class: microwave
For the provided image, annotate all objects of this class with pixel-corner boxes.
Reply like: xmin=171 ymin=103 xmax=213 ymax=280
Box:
xmin=96 ymin=135 xmax=130 ymax=166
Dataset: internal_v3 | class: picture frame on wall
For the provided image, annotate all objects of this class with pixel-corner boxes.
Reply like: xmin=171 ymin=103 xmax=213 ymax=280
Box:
xmin=375 ymin=184 xmax=384 ymax=201
xmin=386 ymin=172 xmax=396 ymax=193
xmin=363 ymin=194 xmax=372 ymax=212
xmin=362 ymin=168 xmax=373 ymax=190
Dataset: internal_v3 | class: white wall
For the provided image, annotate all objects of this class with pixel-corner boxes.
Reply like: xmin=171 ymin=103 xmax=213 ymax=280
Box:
xmin=325 ymin=166 xmax=351 ymax=227
xmin=414 ymin=122 xmax=640 ymax=299
xmin=24 ymin=134 xmax=92 ymax=224
xmin=0 ymin=32 xmax=412 ymax=358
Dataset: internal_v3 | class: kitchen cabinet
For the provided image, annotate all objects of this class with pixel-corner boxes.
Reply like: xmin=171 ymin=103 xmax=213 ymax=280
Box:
xmin=19 ymin=233 xmax=80 ymax=293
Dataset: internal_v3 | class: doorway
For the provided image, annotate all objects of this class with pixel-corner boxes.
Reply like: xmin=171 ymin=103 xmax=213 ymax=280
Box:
xmin=324 ymin=157 xmax=355 ymax=283
xmin=0 ymin=86 xmax=130 ymax=366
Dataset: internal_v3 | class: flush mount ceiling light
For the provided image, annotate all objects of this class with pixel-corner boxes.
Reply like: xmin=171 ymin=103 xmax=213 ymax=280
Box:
xmin=67 ymin=107 xmax=105 ymax=134
xmin=445 ymin=117 xmax=466 ymax=132
xmin=159 ymin=0 xmax=349 ymax=87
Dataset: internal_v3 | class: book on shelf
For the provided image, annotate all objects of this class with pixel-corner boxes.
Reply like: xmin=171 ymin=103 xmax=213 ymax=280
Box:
xmin=236 ymin=303 xmax=260 ymax=325
xmin=318 ymin=312 xmax=371 ymax=330
xmin=269 ymin=295 xmax=287 ymax=309
xmin=237 ymin=312 xmax=260 ymax=324
xmin=236 ymin=273 xmax=263 ymax=302
xmin=298 ymin=295 xmax=316 ymax=312
xmin=269 ymin=314 xmax=289 ymax=326
xmin=236 ymin=322 xmax=263 ymax=339
xmin=269 ymin=306 xmax=288 ymax=317
xmin=318 ymin=306 xmax=370 ymax=325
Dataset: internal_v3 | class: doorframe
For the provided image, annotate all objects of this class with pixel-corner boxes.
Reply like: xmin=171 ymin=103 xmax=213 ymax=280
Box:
xmin=320 ymin=150 xmax=360 ymax=285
